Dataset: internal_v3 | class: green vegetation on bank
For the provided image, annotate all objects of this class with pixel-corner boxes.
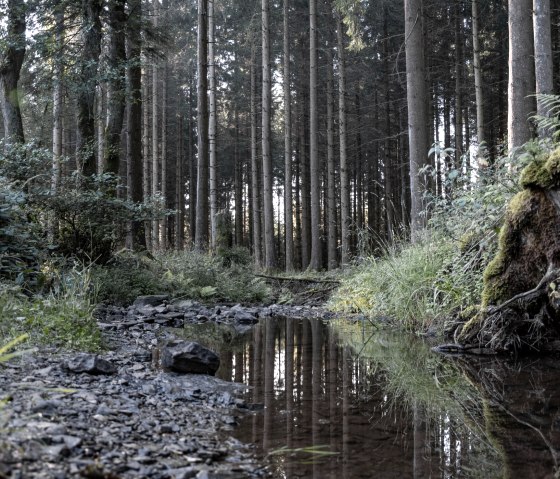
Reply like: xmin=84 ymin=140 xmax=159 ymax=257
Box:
xmin=0 ymin=142 xmax=270 ymax=351
xmin=330 ymin=140 xmax=556 ymax=334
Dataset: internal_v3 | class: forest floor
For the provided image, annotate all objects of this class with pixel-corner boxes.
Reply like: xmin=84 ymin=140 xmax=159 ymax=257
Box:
xmin=0 ymin=293 xmax=331 ymax=479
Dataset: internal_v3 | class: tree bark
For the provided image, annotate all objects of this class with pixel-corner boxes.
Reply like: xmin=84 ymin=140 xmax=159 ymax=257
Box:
xmin=195 ymin=0 xmax=209 ymax=250
xmin=472 ymin=0 xmax=485 ymax=151
xmin=533 ymin=0 xmax=553 ymax=138
xmin=262 ymin=0 xmax=276 ymax=269
xmin=0 ymin=0 xmax=25 ymax=145
xmin=326 ymin=47 xmax=337 ymax=270
xmin=105 ymin=0 xmax=126 ymax=175
xmin=52 ymin=6 xmax=64 ymax=192
xmin=151 ymin=0 xmax=160 ymax=249
xmin=250 ymin=45 xmax=262 ymax=266
xmin=208 ymin=0 xmax=218 ymax=250
xmin=405 ymin=0 xmax=428 ymax=240
xmin=309 ymin=0 xmax=321 ymax=270
xmin=337 ymin=15 xmax=351 ymax=265
xmin=77 ymin=0 xmax=102 ymax=175
xmin=508 ymin=0 xmax=535 ymax=151
xmin=126 ymin=0 xmax=145 ymax=249
xmin=284 ymin=0 xmax=294 ymax=272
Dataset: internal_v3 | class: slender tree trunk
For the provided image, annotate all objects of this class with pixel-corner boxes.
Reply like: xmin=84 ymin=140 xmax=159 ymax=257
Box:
xmin=405 ymin=0 xmax=428 ymax=240
xmin=309 ymin=0 xmax=321 ymax=270
xmin=337 ymin=15 xmax=351 ymax=265
xmin=250 ymin=45 xmax=262 ymax=266
xmin=175 ymin=113 xmax=185 ymax=249
xmin=383 ymin=7 xmax=394 ymax=243
xmin=208 ymin=0 xmax=218 ymax=250
xmin=533 ymin=0 xmax=553 ymax=138
xmin=52 ymin=7 xmax=64 ymax=192
xmin=262 ymin=0 xmax=276 ymax=269
xmin=142 ymin=51 xmax=152 ymax=250
xmin=326 ymin=47 xmax=337 ymax=270
xmin=126 ymin=0 xmax=145 ymax=249
xmin=0 ymin=0 xmax=25 ymax=145
xmin=195 ymin=0 xmax=209 ymax=250
xmin=77 ymin=0 xmax=102 ymax=175
xmin=151 ymin=0 xmax=160 ymax=249
xmin=355 ymin=92 xmax=363 ymax=233
xmin=284 ymin=0 xmax=294 ymax=272
xmin=188 ymin=84 xmax=196 ymax=245
xmin=105 ymin=0 xmax=126 ymax=175
xmin=234 ymin=109 xmax=243 ymax=246
xmin=472 ymin=0 xmax=485 ymax=151
xmin=508 ymin=0 xmax=535 ymax=151
xmin=454 ymin=1 xmax=463 ymax=158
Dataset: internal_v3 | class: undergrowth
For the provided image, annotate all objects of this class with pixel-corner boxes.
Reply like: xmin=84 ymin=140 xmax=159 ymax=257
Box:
xmin=92 ymin=248 xmax=271 ymax=305
xmin=330 ymin=139 xmax=553 ymax=333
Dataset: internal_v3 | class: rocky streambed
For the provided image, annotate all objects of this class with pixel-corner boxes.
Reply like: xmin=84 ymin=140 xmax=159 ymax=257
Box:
xmin=0 ymin=296 xmax=329 ymax=479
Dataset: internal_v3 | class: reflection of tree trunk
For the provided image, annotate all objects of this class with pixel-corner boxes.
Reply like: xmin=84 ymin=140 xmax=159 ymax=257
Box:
xmin=263 ymin=318 xmax=276 ymax=451
xmin=286 ymin=318 xmax=295 ymax=479
xmin=413 ymin=403 xmax=429 ymax=479
xmin=328 ymin=329 xmax=338 ymax=479
xmin=342 ymin=347 xmax=350 ymax=479
xmin=234 ymin=350 xmax=244 ymax=383
xmin=311 ymin=319 xmax=323 ymax=478
xmin=252 ymin=324 xmax=263 ymax=443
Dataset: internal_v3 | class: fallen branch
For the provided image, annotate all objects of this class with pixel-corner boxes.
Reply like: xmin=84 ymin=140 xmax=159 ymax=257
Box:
xmin=255 ymin=274 xmax=341 ymax=285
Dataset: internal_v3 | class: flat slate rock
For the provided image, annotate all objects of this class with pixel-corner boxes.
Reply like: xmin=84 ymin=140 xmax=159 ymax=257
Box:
xmin=133 ymin=295 xmax=169 ymax=308
xmin=63 ymin=354 xmax=117 ymax=375
xmin=161 ymin=340 xmax=220 ymax=375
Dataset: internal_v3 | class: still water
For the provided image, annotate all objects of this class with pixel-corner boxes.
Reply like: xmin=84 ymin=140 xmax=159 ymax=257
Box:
xmin=183 ymin=317 xmax=560 ymax=478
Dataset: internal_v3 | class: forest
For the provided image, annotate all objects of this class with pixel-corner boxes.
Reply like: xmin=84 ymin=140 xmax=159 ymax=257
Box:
xmin=2 ymin=0 xmax=560 ymax=477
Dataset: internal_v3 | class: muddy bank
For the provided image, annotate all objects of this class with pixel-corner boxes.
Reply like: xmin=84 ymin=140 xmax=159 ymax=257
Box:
xmin=0 ymin=297 xmax=329 ymax=479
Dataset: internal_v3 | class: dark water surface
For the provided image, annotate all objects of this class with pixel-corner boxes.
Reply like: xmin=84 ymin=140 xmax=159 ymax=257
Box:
xmin=182 ymin=317 xmax=560 ymax=478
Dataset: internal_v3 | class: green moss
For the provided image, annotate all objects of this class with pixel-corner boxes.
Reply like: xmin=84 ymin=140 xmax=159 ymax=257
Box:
xmin=520 ymin=147 xmax=560 ymax=189
xmin=481 ymin=251 xmax=509 ymax=308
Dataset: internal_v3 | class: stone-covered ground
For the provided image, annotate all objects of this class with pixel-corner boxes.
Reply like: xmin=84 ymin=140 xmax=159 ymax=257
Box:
xmin=0 ymin=296 xmax=327 ymax=479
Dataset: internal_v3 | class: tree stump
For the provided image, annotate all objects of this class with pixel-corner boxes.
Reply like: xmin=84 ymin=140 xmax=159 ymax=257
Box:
xmin=457 ymin=147 xmax=560 ymax=353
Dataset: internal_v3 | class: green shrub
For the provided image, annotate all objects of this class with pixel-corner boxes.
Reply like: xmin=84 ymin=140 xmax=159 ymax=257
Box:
xmin=92 ymin=249 xmax=271 ymax=305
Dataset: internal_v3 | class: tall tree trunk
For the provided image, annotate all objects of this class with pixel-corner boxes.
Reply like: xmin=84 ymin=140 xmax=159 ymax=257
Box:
xmin=533 ymin=0 xmax=553 ymax=138
xmin=404 ymin=0 xmax=428 ymax=240
xmin=52 ymin=6 xmax=64 ymax=192
xmin=142 ymin=49 xmax=152 ymax=250
xmin=309 ymin=0 xmax=321 ymax=270
xmin=508 ymin=0 xmax=535 ymax=151
xmin=262 ymin=0 xmax=276 ymax=269
xmin=77 ymin=0 xmax=102 ymax=175
xmin=250 ymin=45 xmax=262 ymax=266
xmin=454 ymin=1 xmax=463 ymax=158
xmin=355 ymin=92 xmax=363 ymax=233
xmin=234 ymin=109 xmax=243 ymax=246
xmin=126 ymin=0 xmax=145 ymax=249
xmin=195 ymin=0 xmax=209 ymax=250
xmin=326 ymin=47 xmax=337 ymax=270
xmin=208 ymin=0 xmax=218 ymax=250
xmin=383 ymin=6 xmax=394 ymax=243
xmin=105 ymin=0 xmax=126 ymax=175
xmin=151 ymin=0 xmax=159 ymax=249
xmin=188 ymin=84 xmax=196 ymax=245
xmin=0 ymin=0 xmax=26 ymax=145
xmin=472 ymin=0 xmax=485 ymax=152
xmin=175 ymin=112 xmax=185 ymax=249
xmin=284 ymin=0 xmax=294 ymax=272
xmin=337 ymin=15 xmax=351 ymax=265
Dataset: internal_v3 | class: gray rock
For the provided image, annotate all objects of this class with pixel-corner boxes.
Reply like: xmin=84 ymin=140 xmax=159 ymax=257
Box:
xmin=233 ymin=311 xmax=258 ymax=324
xmin=133 ymin=295 xmax=169 ymax=308
xmin=161 ymin=341 xmax=220 ymax=375
xmin=63 ymin=355 xmax=117 ymax=375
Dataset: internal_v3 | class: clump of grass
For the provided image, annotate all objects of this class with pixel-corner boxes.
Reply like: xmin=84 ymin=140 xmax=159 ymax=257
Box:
xmin=330 ymin=235 xmax=455 ymax=331
xmin=0 ymin=264 xmax=101 ymax=351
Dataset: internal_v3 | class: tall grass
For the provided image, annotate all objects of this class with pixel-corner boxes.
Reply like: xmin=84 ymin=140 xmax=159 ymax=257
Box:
xmin=330 ymin=235 xmax=456 ymax=331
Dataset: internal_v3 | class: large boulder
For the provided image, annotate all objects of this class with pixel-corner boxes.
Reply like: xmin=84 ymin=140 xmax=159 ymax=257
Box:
xmin=160 ymin=340 xmax=220 ymax=375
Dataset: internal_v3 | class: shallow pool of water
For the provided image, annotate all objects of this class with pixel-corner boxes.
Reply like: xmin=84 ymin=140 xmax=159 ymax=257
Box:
xmin=183 ymin=317 xmax=560 ymax=478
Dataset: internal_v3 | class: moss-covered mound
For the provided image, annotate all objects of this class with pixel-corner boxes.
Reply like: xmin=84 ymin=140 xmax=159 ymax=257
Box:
xmin=457 ymin=148 xmax=560 ymax=353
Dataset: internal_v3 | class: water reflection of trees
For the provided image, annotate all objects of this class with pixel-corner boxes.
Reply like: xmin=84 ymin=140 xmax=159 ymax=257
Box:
xmin=225 ymin=318 xmax=496 ymax=478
